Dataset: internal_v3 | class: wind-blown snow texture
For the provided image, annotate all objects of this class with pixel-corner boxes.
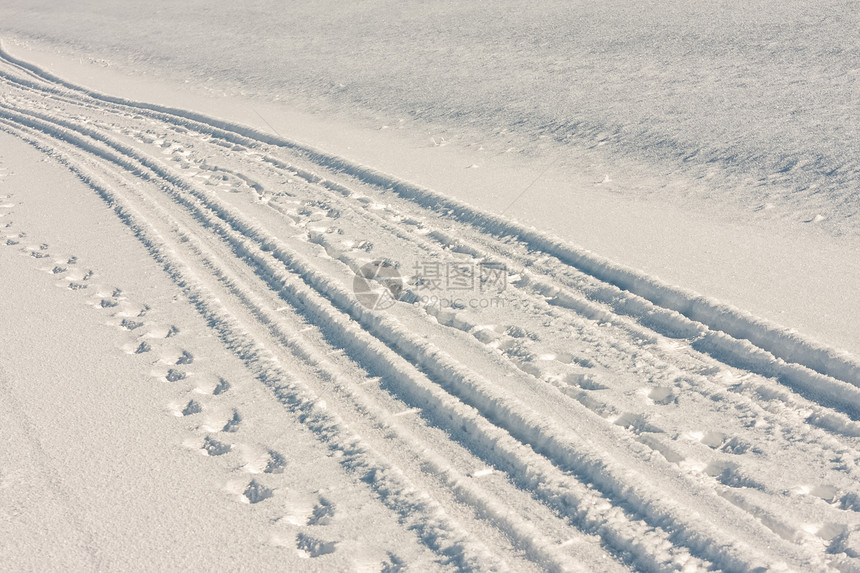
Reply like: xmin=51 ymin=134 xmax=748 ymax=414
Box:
xmin=0 ymin=0 xmax=858 ymax=235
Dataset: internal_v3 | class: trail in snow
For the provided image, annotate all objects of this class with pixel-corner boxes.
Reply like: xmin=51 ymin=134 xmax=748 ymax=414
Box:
xmin=1 ymin=43 xmax=859 ymax=572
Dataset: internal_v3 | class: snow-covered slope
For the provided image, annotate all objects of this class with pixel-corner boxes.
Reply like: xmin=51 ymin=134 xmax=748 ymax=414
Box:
xmin=1 ymin=0 xmax=858 ymax=235
xmin=2 ymin=2 xmax=858 ymax=358
xmin=1 ymin=44 xmax=859 ymax=571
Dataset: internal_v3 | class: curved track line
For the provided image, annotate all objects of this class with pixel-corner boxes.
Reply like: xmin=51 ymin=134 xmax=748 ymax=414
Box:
xmin=1 ymin=40 xmax=855 ymax=391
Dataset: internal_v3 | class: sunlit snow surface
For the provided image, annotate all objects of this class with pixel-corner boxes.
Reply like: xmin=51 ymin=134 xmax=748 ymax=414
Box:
xmin=1 ymin=0 xmax=857 ymax=234
xmin=1 ymin=3 xmax=859 ymax=571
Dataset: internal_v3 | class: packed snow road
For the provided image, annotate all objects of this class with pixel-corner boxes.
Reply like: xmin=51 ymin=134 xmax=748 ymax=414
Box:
xmin=1 ymin=43 xmax=859 ymax=572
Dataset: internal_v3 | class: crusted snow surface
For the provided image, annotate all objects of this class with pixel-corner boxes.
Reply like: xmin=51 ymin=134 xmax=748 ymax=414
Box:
xmin=0 ymin=23 xmax=858 ymax=573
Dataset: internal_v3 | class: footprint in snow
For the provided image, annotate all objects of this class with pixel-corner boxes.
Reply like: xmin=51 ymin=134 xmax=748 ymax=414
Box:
xmin=827 ymin=527 xmax=860 ymax=559
xmin=166 ymin=368 xmax=187 ymax=382
xmin=720 ymin=437 xmax=753 ymax=455
xmin=637 ymin=434 xmax=685 ymax=464
xmin=685 ymin=430 xmax=754 ymax=455
xmin=201 ymin=435 xmax=232 ymax=456
xmin=192 ymin=375 xmax=231 ymax=396
xmin=381 ymin=553 xmax=408 ymax=573
xmin=243 ymin=479 xmax=274 ymax=504
xmin=176 ymin=350 xmax=194 ymax=365
xmin=181 ymin=399 xmax=202 ymax=416
xmin=793 ymin=484 xmax=842 ymax=503
xmin=705 ymin=460 xmax=764 ymax=490
xmin=295 ymin=532 xmax=336 ymax=558
xmin=221 ymin=409 xmax=242 ymax=433
xmin=118 ymin=335 xmax=152 ymax=355
xmin=839 ymin=492 xmax=860 ymax=512
xmin=212 ymin=378 xmax=230 ymax=396
xmin=112 ymin=300 xmax=149 ymax=319
xmin=235 ymin=445 xmax=287 ymax=475
xmin=505 ymin=325 xmax=539 ymax=340
xmin=120 ymin=318 xmax=144 ymax=331
xmin=273 ymin=489 xmax=326 ymax=527
xmin=264 ymin=449 xmax=287 ymax=474
xmin=471 ymin=324 xmax=501 ymax=345
xmin=646 ymin=386 xmax=677 ymax=405
xmin=307 ymin=496 xmax=336 ymax=526
xmin=141 ymin=324 xmax=180 ymax=339
xmin=612 ymin=412 xmax=663 ymax=434
xmin=155 ymin=347 xmax=194 ymax=367
xmin=564 ymin=371 xmax=608 ymax=391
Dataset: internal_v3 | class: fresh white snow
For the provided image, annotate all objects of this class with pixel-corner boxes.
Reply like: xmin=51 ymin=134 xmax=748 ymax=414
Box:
xmin=0 ymin=3 xmax=858 ymax=571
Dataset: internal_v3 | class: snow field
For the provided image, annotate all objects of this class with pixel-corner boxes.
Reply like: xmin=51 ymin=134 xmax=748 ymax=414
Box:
xmin=1 ymin=42 xmax=859 ymax=571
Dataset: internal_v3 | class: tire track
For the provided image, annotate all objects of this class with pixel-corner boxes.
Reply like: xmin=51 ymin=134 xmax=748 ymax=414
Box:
xmin=2 ymin=47 xmax=858 ymax=571
xmin=0 ymin=100 xmax=751 ymax=571
xmin=0 ymin=119 xmax=511 ymax=572
xmin=3 ymin=41 xmax=855 ymax=393
xmin=0 ymin=97 xmax=658 ymax=573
